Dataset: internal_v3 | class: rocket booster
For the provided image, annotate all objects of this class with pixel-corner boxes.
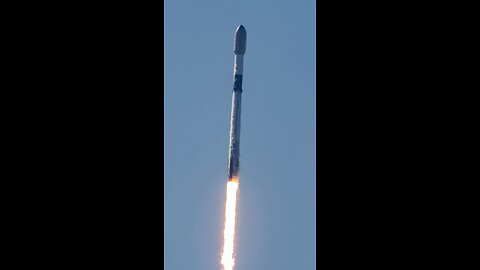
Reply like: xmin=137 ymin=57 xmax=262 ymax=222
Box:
xmin=227 ymin=25 xmax=247 ymax=182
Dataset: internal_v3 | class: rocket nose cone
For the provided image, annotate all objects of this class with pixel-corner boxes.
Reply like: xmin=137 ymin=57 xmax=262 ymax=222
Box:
xmin=234 ymin=25 xmax=247 ymax=55
xmin=236 ymin=25 xmax=246 ymax=37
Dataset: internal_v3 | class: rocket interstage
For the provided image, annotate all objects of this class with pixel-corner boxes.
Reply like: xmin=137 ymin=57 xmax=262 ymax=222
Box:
xmin=227 ymin=25 xmax=246 ymax=182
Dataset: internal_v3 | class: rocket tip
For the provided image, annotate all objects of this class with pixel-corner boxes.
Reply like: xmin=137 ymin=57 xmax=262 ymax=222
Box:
xmin=234 ymin=25 xmax=247 ymax=54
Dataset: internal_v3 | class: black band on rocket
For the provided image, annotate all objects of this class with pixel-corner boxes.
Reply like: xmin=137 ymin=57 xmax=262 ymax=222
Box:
xmin=233 ymin=74 xmax=243 ymax=92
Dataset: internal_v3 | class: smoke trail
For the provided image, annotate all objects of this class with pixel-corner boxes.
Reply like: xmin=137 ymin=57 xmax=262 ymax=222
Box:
xmin=221 ymin=180 xmax=239 ymax=270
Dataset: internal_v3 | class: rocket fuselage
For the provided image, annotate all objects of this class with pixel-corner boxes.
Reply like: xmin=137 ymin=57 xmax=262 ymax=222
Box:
xmin=227 ymin=25 xmax=247 ymax=181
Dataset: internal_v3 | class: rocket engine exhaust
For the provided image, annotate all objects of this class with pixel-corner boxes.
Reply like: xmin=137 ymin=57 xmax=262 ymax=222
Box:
xmin=221 ymin=180 xmax=239 ymax=270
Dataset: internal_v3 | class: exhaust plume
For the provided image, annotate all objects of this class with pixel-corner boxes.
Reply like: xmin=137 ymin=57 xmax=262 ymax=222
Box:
xmin=221 ymin=179 xmax=239 ymax=270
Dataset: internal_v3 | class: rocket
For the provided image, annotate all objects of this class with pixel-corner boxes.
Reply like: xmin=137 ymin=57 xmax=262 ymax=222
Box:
xmin=227 ymin=25 xmax=247 ymax=182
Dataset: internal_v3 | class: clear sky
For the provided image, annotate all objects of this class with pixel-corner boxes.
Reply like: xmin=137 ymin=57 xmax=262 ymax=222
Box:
xmin=164 ymin=0 xmax=316 ymax=269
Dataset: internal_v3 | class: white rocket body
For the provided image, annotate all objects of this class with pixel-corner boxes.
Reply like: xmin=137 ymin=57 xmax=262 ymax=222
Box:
xmin=227 ymin=25 xmax=246 ymax=181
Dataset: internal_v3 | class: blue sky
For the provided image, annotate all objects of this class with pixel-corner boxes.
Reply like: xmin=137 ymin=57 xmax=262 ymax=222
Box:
xmin=165 ymin=0 xmax=316 ymax=269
